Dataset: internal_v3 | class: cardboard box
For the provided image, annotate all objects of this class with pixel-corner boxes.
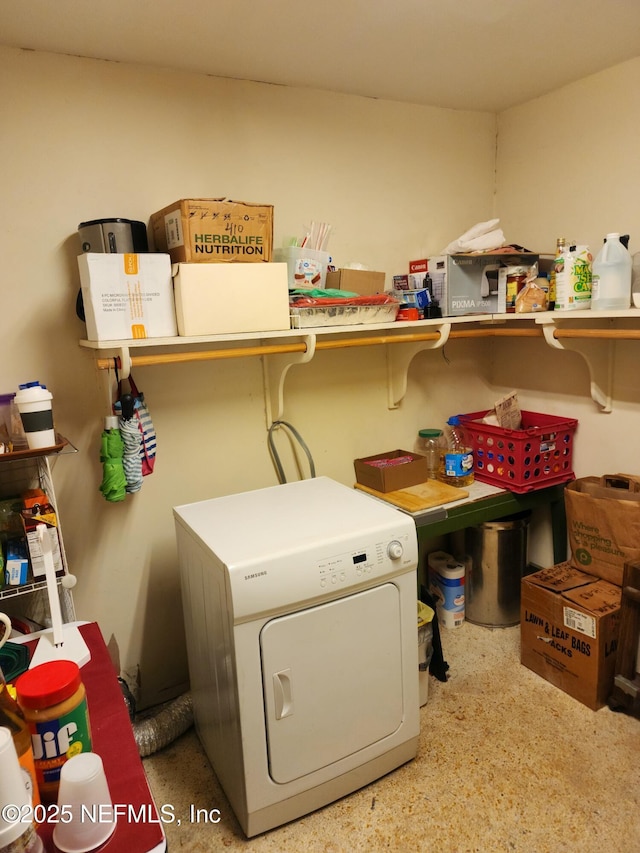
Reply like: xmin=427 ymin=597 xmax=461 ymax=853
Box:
xmin=78 ymin=253 xmax=177 ymax=341
xmin=5 ymin=539 xmax=28 ymax=585
xmin=565 ymin=475 xmax=640 ymax=587
xmin=428 ymin=252 xmax=539 ymax=317
xmin=172 ymin=262 xmax=290 ymax=336
xmin=21 ymin=491 xmax=64 ymax=579
xmin=354 ymin=450 xmax=429 ymax=493
xmin=150 ymin=198 xmax=273 ymax=264
xmin=325 ymin=269 xmax=386 ymax=296
xmin=392 ymin=275 xmax=410 ymax=290
xmin=520 ymin=563 xmax=622 ymax=710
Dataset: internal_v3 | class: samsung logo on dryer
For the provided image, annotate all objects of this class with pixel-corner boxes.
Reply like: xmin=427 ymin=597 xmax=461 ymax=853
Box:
xmin=244 ymin=571 xmax=268 ymax=581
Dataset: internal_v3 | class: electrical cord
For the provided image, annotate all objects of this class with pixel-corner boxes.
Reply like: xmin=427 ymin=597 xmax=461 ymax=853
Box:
xmin=267 ymin=420 xmax=316 ymax=483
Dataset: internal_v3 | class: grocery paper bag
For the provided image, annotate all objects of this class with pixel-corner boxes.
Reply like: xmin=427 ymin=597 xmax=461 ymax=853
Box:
xmin=565 ymin=474 xmax=640 ymax=586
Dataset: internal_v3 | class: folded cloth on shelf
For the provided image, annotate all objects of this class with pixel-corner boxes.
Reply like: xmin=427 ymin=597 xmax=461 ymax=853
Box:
xmin=442 ymin=218 xmax=505 ymax=254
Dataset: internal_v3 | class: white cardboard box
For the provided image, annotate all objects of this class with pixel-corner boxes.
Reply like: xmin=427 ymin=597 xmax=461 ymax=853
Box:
xmin=78 ymin=252 xmax=178 ymax=341
xmin=173 ymin=262 xmax=290 ymax=336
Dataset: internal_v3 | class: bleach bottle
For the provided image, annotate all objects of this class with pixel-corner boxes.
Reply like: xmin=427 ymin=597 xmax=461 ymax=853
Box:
xmin=591 ymin=233 xmax=632 ymax=311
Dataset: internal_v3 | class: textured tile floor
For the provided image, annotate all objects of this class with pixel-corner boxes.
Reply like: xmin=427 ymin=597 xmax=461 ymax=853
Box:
xmin=143 ymin=622 xmax=639 ymax=852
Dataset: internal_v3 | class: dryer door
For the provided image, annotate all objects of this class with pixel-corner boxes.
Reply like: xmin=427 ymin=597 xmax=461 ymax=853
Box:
xmin=260 ymin=582 xmax=404 ymax=784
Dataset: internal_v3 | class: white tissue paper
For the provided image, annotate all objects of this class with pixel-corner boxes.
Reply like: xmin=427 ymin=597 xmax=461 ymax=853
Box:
xmin=443 ymin=218 xmax=505 ymax=254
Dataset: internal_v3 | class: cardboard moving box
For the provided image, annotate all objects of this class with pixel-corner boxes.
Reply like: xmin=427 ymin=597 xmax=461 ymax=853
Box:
xmin=325 ymin=269 xmax=386 ymax=296
xmin=520 ymin=563 xmax=621 ymax=710
xmin=78 ymin=253 xmax=177 ymax=341
xmin=150 ymin=198 xmax=273 ymax=264
xmin=172 ymin=262 xmax=290 ymax=336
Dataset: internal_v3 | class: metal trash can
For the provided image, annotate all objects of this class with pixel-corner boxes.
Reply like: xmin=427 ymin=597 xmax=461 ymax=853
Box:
xmin=452 ymin=511 xmax=530 ymax=628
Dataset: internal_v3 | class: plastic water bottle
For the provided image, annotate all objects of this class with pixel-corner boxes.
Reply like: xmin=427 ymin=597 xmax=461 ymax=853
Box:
xmin=438 ymin=416 xmax=474 ymax=488
xmin=591 ymin=233 xmax=632 ymax=311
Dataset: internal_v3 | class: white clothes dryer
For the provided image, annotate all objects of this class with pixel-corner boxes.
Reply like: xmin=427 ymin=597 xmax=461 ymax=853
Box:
xmin=173 ymin=476 xmax=419 ymax=837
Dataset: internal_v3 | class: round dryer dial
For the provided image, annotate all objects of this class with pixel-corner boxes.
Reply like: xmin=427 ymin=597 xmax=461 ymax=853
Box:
xmin=387 ymin=540 xmax=404 ymax=560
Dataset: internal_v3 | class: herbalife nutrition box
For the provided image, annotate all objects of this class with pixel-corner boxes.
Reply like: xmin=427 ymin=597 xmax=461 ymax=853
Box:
xmin=428 ymin=251 xmax=539 ymax=317
xmin=520 ymin=562 xmax=621 ymax=710
xmin=78 ymin=253 xmax=177 ymax=341
xmin=150 ymin=198 xmax=274 ymax=264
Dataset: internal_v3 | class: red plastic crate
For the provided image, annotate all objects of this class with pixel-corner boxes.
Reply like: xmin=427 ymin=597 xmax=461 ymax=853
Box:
xmin=458 ymin=410 xmax=578 ymax=493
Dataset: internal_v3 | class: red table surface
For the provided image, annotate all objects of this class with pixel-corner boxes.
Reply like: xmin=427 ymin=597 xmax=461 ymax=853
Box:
xmin=27 ymin=623 xmax=166 ymax=853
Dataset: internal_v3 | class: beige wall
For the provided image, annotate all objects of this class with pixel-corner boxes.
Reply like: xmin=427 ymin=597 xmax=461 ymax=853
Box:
xmin=0 ymin=47 xmax=498 ymax=706
xmin=494 ymin=57 xmax=640 ymax=485
xmin=3 ymin=45 xmax=639 ymax=707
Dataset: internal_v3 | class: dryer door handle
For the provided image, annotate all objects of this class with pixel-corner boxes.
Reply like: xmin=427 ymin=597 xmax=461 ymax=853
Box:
xmin=272 ymin=668 xmax=294 ymax=720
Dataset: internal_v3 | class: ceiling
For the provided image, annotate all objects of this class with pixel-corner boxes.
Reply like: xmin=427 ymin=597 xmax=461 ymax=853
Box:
xmin=1 ymin=0 xmax=639 ymax=112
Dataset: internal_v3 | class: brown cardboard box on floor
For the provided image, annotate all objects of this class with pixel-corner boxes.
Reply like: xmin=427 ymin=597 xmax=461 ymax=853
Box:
xmin=520 ymin=562 xmax=621 ymax=710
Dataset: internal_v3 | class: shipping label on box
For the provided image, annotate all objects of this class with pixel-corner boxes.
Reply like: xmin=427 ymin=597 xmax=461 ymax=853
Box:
xmin=150 ymin=198 xmax=274 ymax=264
xmin=520 ymin=562 xmax=621 ymax=710
xmin=173 ymin=262 xmax=290 ymax=336
xmin=78 ymin=253 xmax=177 ymax=341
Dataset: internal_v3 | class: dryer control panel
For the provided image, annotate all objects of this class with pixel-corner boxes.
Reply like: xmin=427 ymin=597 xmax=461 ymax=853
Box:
xmin=317 ymin=538 xmax=407 ymax=590
xmin=175 ymin=476 xmax=419 ymax=624
xmin=229 ymin=527 xmax=417 ymax=622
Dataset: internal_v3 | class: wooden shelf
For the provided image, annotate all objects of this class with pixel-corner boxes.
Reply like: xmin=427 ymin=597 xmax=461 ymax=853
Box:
xmin=79 ymin=309 xmax=640 ymax=415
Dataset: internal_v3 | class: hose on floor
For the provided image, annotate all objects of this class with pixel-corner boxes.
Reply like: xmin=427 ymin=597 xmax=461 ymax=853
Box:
xmin=119 ymin=679 xmax=194 ymax=758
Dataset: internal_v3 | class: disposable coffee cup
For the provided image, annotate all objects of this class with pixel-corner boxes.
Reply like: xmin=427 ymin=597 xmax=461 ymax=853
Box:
xmin=15 ymin=381 xmax=55 ymax=449
xmin=0 ymin=726 xmax=31 ymax=849
xmin=53 ymin=752 xmax=116 ymax=853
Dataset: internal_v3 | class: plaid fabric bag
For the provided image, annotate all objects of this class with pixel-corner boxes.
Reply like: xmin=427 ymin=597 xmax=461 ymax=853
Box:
xmin=114 ymin=373 xmax=157 ymax=476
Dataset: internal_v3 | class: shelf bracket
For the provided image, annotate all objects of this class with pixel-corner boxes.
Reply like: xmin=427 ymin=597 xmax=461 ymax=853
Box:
xmin=262 ymin=334 xmax=316 ymax=424
xmin=540 ymin=318 xmax=614 ymax=412
xmin=386 ymin=323 xmax=451 ymax=408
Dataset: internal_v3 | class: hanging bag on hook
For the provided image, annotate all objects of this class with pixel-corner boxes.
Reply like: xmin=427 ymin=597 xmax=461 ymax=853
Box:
xmin=113 ymin=371 xmax=157 ymax=476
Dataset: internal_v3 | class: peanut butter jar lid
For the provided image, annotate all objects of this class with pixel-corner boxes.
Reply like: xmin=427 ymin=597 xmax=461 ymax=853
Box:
xmin=16 ymin=660 xmax=82 ymax=709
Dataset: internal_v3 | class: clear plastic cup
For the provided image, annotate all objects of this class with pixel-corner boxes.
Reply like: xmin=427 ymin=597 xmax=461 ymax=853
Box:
xmin=53 ymin=752 xmax=116 ymax=853
xmin=0 ymin=726 xmax=32 ymax=849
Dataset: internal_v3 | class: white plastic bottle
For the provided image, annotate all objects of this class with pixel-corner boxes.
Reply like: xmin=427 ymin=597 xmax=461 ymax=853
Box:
xmin=632 ymin=251 xmax=640 ymax=308
xmin=591 ymin=233 xmax=632 ymax=311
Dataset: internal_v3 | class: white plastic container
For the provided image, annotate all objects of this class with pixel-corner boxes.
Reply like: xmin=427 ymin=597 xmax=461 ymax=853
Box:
xmin=591 ymin=233 xmax=632 ymax=311
xmin=632 ymin=251 xmax=640 ymax=308
xmin=273 ymin=246 xmax=330 ymax=290
xmin=0 ymin=727 xmax=43 ymax=853
xmin=14 ymin=382 xmax=55 ymax=449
